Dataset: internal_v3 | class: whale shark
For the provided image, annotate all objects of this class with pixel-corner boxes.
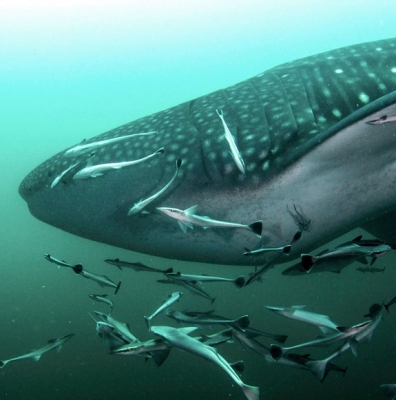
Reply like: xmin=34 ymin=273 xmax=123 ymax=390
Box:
xmin=19 ymin=38 xmax=396 ymax=265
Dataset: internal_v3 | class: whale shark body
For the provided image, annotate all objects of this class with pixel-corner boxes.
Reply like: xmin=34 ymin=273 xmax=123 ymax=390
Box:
xmin=19 ymin=38 xmax=396 ymax=265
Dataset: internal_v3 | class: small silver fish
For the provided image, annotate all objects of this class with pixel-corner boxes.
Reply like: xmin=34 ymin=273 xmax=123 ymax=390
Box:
xmin=0 ymin=334 xmax=74 ymax=368
xmin=88 ymin=294 xmax=114 ymax=313
xmin=157 ymin=205 xmax=262 ymax=237
xmin=128 ymin=159 xmax=182 ymax=216
xmin=44 ymin=254 xmax=83 ymax=274
xmin=144 ymin=292 xmax=183 ymax=331
xmin=79 ymin=269 xmax=121 ymax=294
xmin=164 ymin=271 xmax=245 ymax=288
xmin=216 ymin=109 xmax=246 ymax=175
xmin=104 ymin=258 xmax=172 ymax=274
xmin=73 ymin=148 xmax=164 ymax=179
xmin=264 ymin=305 xmax=339 ymax=334
xmin=150 ymin=326 xmax=260 ymax=400
xmin=64 ymin=131 xmax=156 ymax=157
xmin=243 ymin=245 xmax=291 ymax=256
xmin=301 ymin=243 xmax=391 ymax=273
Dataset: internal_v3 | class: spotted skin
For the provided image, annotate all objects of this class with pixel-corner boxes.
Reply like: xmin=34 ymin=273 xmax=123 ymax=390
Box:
xmin=19 ymin=38 xmax=396 ymax=265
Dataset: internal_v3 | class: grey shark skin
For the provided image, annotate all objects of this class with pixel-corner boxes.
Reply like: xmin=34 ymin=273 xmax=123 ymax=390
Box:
xmin=19 ymin=38 xmax=396 ymax=265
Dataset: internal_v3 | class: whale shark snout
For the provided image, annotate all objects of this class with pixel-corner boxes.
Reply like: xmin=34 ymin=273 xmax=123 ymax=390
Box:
xmin=19 ymin=38 xmax=396 ymax=265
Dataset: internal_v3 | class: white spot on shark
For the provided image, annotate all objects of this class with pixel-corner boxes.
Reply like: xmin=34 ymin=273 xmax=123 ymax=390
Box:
xmin=358 ymin=93 xmax=370 ymax=103
xmin=335 ymin=69 xmax=343 ymax=74
xmin=332 ymin=108 xmax=342 ymax=118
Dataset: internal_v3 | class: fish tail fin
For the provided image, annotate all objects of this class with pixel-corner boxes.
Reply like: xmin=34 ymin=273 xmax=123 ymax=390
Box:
xmin=235 ymin=315 xmax=250 ymax=330
xmin=155 ymin=147 xmax=165 ymax=155
xmin=283 ymin=245 xmax=292 ymax=255
xmin=114 ymin=281 xmax=122 ymax=295
xmin=0 ymin=360 xmax=7 ymax=368
xmin=73 ymin=264 xmax=83 ymax=274
xmin=241 ymin=383 xmax=260 ymax=400
xmin=269 ymin=344 xmax=284 ymax=360
xmin=384 ymin=303 xmax=390 ymax=313
xmin=301 ymin=254 xmax=314 ymax=272
xmin=273 ymin=334 xmax=288 ymax=344
xmin=234 ymin=275 xmax=245 ymax=288
xmin=248 ymin=220 xmax=263 ymax=237
xmin=305 ymin=359 xmax=328 ymax=382
xmin=210 ymin=297 xmax=216 ymax=305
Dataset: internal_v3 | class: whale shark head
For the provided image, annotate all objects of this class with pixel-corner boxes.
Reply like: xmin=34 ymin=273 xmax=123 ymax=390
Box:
xmin=19 ymin=38 xmax=396 ymax=265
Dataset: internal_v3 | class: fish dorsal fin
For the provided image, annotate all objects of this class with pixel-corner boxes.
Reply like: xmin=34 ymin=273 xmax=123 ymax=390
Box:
xmin=317 ymin=249 xmax=329 ymax=256
xmin=47 ymin=338 xmax=58 ymax=344
xmin=184 ymin=205 xmax=199 ymax=216
xmin=33 ymin=355 xmax=41 ymax=361
xmin=318 ymin=326 xmax=338 ymax=335
xmin=178 ymin=327 xmax=198 ymax=335
xmin=352 ymin=235 xmax=363 ymax=242
xmin=291 ymin=305 xmax=306 ymax=310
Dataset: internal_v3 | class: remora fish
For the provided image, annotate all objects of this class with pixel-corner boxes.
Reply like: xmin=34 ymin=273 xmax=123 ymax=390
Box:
xmin=73 ymin=147 xmax=164 ymax=179
xmin=231 ymin=329 xmax=345 ymax=382
xmin=0 ymin=334 xmax=74 ymax=368
xmin=287 ymin=204 xmax=312 ymax=232
xmin=19 ymin=38 xmax=396 ymax=265
xmin=356 ymin=266 xmax=386 ymax=273
xmin=270 ymin=320 xmax=371 ymax=360
xmin=93 ymin=311 xmax=139 ymax=343
xmin=243 ymin=244 xmax=291 ymax=256
xmin=215 ymin=109 xmax=246 ymax=175
xmin=144 ymin=292 xmax=183 ymax=331
xmin=111 ymin=338 xmax=172 ymax=367
xmin=301 ymin=243 xmax=391 ymax=273
xmin=150 ymin=325 xmax=260 ymax=400
xmin=104 ymin=258 xmax=173 ymax=274
xmin=88 ymin=294 xmax=114 ymax=312
xmin=156 ymin=205 xmax=263 ymax=237
xmin=78 ymin=269 xmax=121 ymax=294
xmin=167 ymin=310 xmax=250 ymax=331
xmin=128 ymin=159 xmax=182 ymax=216
xmin=157 ymin=276 xmax=216 ymax=303
xmin=50 ymin=161 xmax=80 ymax=188
xmin=264 ymin=305 xmax=340 ymax=334
xmin=305 ymin=303 xmax=383 ymax=382
xmin=164 ymin=271 xmax=245 ymax=288
xmin=64 ymin=131 xmax=156 ymax=157
xmin=44 ymin=254 xmax=83 ymax=273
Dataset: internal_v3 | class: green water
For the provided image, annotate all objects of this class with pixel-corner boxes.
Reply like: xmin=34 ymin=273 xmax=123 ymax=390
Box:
xmin=1 ymin=1 xmax=396 ymax=399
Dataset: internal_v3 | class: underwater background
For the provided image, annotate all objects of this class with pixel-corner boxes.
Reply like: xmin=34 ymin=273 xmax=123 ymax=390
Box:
xmin=1 ymin=0 xmax=396 ymax=398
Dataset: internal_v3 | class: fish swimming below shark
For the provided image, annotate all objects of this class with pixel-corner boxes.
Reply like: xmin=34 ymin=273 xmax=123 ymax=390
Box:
xmin=0 ymin=334 xmax=74 ymax=368
xmin=19 ymin=38 xmax=396 ymax=265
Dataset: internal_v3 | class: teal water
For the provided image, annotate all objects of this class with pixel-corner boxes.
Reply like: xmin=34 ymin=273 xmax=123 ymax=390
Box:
xmin=1 ymin=1 xmax=396 ymax=399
